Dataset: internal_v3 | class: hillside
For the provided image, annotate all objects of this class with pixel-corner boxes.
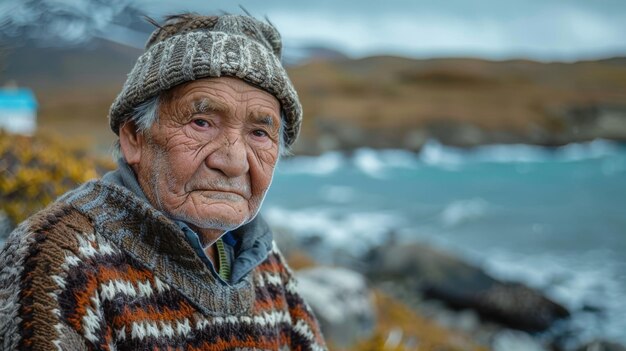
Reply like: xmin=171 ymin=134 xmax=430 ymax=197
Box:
xmin=289 ymin=56 xmax=626 ymax=153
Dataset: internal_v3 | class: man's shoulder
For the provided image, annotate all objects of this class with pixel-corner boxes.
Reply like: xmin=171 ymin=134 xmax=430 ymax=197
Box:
xmin=0 ymin=180 xmax=128 ymax=268
xmin=1 ymin=199 xmax=94 ymax=263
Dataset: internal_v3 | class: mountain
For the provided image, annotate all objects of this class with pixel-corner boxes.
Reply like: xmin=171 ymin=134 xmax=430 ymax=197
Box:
xmin=0 ymin=38 xmax=141 ymax=89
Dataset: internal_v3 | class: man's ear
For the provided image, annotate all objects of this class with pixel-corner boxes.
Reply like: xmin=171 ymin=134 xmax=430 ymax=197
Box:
xmin=119 ymin=121 xmax=143 ymax=166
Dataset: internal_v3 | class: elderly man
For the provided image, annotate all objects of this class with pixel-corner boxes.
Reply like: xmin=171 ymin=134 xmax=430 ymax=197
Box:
xmin=0 ymin=13 xmax=327 ymax=350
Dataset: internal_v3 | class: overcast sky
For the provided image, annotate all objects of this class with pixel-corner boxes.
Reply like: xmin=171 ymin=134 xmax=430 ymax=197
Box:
xmin=1 ymin=0 xmax=625 ymax=61
xmin=137 ymin=0 xmax=626 ymax=61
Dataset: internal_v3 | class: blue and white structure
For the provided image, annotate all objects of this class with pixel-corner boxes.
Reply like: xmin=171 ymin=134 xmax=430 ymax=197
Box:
xmin=0 ymin=88 xmax=38 ymax=135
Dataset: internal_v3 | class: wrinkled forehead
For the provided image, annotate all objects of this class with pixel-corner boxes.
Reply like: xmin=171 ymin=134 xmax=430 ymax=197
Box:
xmin=160 ymin=77 xmax=282 ymax=122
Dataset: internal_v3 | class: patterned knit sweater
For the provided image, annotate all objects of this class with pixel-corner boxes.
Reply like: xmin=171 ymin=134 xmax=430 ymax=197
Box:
xmin=0 ymin=180 xmax=327 ymax=350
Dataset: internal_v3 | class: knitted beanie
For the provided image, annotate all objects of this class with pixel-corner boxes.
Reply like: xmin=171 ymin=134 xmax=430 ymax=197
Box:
xmin=108 ymin=13 xmax=302 ymax=147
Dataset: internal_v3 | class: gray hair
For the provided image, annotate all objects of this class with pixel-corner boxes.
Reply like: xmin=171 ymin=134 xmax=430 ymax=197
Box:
xmin=113 ymin=95 xmax=289 ymax=157
xmin=112 ymin=96 xmax=160 ymax=158
xmin=130 ymin=96 xmax=160 ymax=135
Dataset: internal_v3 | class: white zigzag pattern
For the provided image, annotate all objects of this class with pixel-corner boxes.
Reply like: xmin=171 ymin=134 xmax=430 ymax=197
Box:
xmin=256 ymin=271 xmax=284 ymax=288
xmin=293 ymin=320 xmax=326 ymax=351
xmin=52 ymin=322 xmax=64 ymax=351
xmin=194 ymin=310 xmax=293 ymax=331
xmin=126 ymin=318 xmax=192 ymax=341
xmin=50 ymin=275 xmax=66 ymax=290
xmin=100 ymin=280 xmax=136 ymax=300
xmin=154 ymin=277 xmax=170 ymax=293
xmin=76 ymin=234 xmax=98 ymax=259
xmin=264 ymin=272 xmax=283 ymax=286
xmin=99 ymin=276 xmax=170 ymax=302
xmin=59 ymin=232 xmax=138 ymax=346
xmin=94 ymin=235 xmax=116 ymax=256
xmin=62 ymin=254 xmax=82 ymax=269
xmin=115 ymin=326 xmax=126 ymax=342
xmin=50 ymin=232 xmax=117 ymax=348
xmin=82 ymin=292 xmax=105 ymax=343
xmin=285 ymin=277 xmax=299 ymax=295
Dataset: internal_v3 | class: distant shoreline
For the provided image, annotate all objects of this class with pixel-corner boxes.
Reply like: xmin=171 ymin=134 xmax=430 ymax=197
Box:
xmin=1 ymin=38 xmax=625 ymax=156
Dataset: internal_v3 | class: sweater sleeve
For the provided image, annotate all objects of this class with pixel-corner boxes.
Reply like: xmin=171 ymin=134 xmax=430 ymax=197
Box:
xmin=0 ymin=210 xmax=109 ymax=350
xmin=271 ymin=242 xmax=328 ymax=351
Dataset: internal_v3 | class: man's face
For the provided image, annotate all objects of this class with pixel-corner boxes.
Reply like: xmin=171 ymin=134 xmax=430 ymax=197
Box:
xmin=131 ymin=77 xmax=281 ymax=232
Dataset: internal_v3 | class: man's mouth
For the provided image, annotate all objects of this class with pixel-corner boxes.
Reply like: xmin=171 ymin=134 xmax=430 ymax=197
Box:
xmin=196 ymin=189 xmax=248 ymax=201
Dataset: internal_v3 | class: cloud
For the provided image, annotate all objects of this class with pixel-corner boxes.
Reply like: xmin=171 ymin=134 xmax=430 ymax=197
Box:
xmin=0 ymin=0 xmax=138 ymax=46
xmin=267 ymin=3 xmax=626 ymax=61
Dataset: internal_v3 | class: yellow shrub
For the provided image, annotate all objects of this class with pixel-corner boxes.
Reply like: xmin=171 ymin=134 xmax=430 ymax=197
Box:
xmin=0 ymin=130 xmax=114 ymax=224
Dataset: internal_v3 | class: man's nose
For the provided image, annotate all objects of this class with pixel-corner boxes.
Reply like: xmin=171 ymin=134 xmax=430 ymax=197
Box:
xmin=205 ymin=133 xmax=249 ymax=178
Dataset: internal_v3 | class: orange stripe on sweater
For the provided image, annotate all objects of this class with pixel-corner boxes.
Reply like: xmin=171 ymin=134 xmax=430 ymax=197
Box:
xmin=256 ymin=258 xmax=286 ymax=275
xmin=111 ymin=300 xmax=197 ymax=329
xmin=253 ymin=293 xmax=288 ymax=313
xmin=98 ymin=265 xmax=155 ymax=284
xmin=187 ymin=336 xmax=279 ymax=351
xmin=67 ymin=271 xmax=100 ymax=331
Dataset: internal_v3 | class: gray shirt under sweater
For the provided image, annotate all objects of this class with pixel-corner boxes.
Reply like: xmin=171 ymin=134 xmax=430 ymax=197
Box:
xmin=101 ymin=158 xmax=273 ymax=284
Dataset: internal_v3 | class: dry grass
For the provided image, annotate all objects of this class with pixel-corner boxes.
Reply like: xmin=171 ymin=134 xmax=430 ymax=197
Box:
xmin=19 ymin=56 xmax=626 ymax=155
xmin=289 ymin=56 xmax=626 ymax=143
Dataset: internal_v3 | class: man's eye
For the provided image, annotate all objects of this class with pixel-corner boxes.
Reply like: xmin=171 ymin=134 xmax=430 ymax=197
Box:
xmin=252 ymin=130 xmax=268 ymax=138
xmin=192 ymin=119 xmax=209 ymax=128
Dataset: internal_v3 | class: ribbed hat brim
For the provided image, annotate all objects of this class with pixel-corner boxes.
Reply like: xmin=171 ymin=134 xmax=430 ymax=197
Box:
xmin=108 ymin=30 xmax=302 ymax=147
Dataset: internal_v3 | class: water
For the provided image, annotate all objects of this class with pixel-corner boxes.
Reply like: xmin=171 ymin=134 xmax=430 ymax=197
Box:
xmin=262 ymin=139 xmax=626 ymax=344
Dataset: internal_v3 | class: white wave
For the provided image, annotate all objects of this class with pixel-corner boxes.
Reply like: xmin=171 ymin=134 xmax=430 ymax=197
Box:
xmin=419 ymin=140 xmax=465 ymax=169
xmin=277 ymin=139 xmax=624 ymax=176
xmin=352 ymin=148 xmax=419 ymax=178
xmin=353 ymin=148 xmax=386 ymax=178
xmin=263 ymin=206 xmax=405 ymax=254
xmin=557 ymin=139 xmax=625 ymax=161
xmin=419 ymin=139 xmax=625 ymax=166
xmin=440 ymin=198 xmax=489 ymax=228
xmin=277 ymin=151 xmax=344 ymax=176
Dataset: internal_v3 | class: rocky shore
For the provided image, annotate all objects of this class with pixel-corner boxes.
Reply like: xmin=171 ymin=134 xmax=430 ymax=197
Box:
xmin=274 ymin=228 xmax=626 ymax=351
xmin=292 ymin=104 xmax=626 ymax=155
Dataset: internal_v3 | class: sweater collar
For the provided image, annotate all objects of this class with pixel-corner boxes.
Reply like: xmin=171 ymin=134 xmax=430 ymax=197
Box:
xmin=62 ymin=165 xmax=271 ymax=316
xmin=101 ymin=158 xmax=273 ymax=283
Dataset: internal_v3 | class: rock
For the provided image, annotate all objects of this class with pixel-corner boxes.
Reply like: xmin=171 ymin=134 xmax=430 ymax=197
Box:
xmin=576 ymin=340 xmax=626 ymax=351
xmin=364 ymin=242 xmax=570 ymax=332
xmin=430 ymin=307 xmax=481 ymax=335
xmin=295 ymin=267 xmax=376 ymax=348
xmin=424 ymin=120 xmax=492 ymax=147
xmin=403 ymin=129 xmax=428 ymax=151
xmin=492 ymin=329 xmax=548 ymax=351
xmin=552 ymin=104 xmax=626 ymax=143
